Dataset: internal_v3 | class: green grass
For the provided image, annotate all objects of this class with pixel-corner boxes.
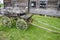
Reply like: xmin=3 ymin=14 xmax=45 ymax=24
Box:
xmin=32 ymin=15 xmax=60 ymax=32
xmin=0 ymin=4 xmax=4 ymax=7
xmin=0 ymin=25 xmax=60 ymax=40
xmin=0 ymin=15 xmax=60 ymax=40
xmin=32 ymin=15 xmax=60 ymax=28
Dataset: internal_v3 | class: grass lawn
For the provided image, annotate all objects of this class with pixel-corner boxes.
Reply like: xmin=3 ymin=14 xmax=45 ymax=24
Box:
xmin=0 ymin=15 xmax=60 ymax=40
xmin=32 ymin=15 xmax=60 ymax=33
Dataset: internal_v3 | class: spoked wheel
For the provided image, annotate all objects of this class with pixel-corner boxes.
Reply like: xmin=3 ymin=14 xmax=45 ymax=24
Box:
xmin=16 ymin=19 xmax=28 ymax=30
xmin=2 ymin=16 xmax=12 ymax=28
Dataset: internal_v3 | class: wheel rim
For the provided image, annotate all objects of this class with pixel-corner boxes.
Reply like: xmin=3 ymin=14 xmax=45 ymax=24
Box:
xmin=16 ymin=19 xmax=28 ymax=30
xmin=2 ymin=16 xmax=12 ymax=28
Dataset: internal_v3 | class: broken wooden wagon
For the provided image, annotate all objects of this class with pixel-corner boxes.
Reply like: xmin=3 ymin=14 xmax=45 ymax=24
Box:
xmin=1 ymin=7 xmax=33 ymax=30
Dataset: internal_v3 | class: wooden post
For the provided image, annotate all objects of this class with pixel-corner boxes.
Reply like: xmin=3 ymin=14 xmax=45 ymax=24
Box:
xmin=28 ymin=0 xmax=30 ymax=13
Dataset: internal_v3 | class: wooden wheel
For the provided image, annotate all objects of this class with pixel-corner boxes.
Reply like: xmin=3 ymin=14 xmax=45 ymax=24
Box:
xmin=2 ymin=16 xmax=12 ymax=28
xmin=16 ymin=19 xmax=28 ymax=30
